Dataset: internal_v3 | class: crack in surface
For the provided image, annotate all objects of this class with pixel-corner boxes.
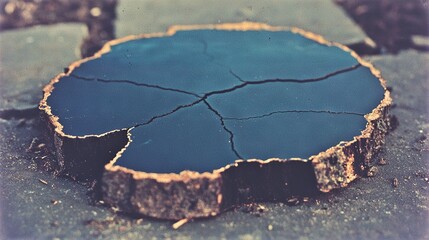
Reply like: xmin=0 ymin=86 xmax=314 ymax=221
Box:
xmin=197 ymin=38 xmax=241 ymax=80
xmin=134 ymin=98 xmax=204 ymax=128
xmin=68 ymin=63 xmax=361 ymax=112
xmin=202 ymin=99 xmax=243 ymax=160
xmin=228 ymin=69 xmax=246 ymax=83
xmin=60 ymin=63 xmax=364 ymax=134
xmin=123 ymin=63 xmax=363 ymax=161
xmin=202 ymin=64 xmax=362 ymax=98
xmin=224 ymin=109 xmax=365 ymax=121
xmin=57 ymin=58 xmax=369 ymax=171
xmin=69 ymin=73 xmax=202 ymax=98
xmin=125 ymin=95 xmax=244 ymax=160
xmin=57 ymin=62 xmax=366 ymax=159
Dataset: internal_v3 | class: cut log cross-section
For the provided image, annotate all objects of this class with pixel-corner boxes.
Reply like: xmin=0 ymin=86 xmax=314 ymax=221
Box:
xmin=39 ymin=22 xmax=392 ymax=220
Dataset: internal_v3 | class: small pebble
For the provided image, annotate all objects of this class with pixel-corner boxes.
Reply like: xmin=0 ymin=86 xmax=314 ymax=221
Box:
xmin=90 ymin=7 xmax=102 ymax=17
xmin=37 ymin=143 xmax=46 ymax=149
xmin=38 ymin=179 xmax=48 ymax=185
xmin=367 ymin=166 xmax=378 ymax=177
xmin=268 ymin=224 xmax=273 ymax=231
xmin=392 ymin=178 xmax=399 ymax=188
xmin=4 ymin=2 xmax=15 ymax=14
xmin=256 ymin=204 xmax=266 ymax=213
xmin=172 ymin=218 xmax=188 ymax=230
xmin=286 ymin=197 xmax=300 ymax=206
xmin=378 ymin=158 xmax=387 ymax=165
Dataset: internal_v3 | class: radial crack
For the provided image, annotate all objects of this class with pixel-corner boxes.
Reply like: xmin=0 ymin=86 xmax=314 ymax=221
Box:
xmin=229 ymin=69 xmax=246 ymax=83
xmin=203 ymin=64 xmax=362 ymax=98
xmin=64 ymin=63 xmax=363 ymax=133
xmin=134 ymin=98 xmax=204 ymax=128
xmin=69 ymin=73 xmax=202 ymax=98
xmin=244 ymin=63 xmax=362 ymax=84
xmin=197 ymin=38 xmax=237 ymax=72
xmin=224 ymin=109 xmax=365 ymax=121
xmin=202 ymin=100 xmax=243 ymax=159
xmin=70 ymin=63 xmax=360 ymax=104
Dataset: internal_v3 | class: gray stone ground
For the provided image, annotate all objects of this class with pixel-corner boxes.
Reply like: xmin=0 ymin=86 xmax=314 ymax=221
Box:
xmin=0 ymin=24 xmax=86 ymax=110
xmin=0 ymin=0 xmax=428 ymax=239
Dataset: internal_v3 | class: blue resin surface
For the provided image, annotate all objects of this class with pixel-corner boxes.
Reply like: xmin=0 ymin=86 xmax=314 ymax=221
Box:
xmin=47 ymin=29 xmax=384 ymax=173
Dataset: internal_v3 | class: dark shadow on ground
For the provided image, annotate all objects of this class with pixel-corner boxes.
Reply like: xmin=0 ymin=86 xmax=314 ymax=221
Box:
xmin=335 ymin=0 xmax=429 ymax=55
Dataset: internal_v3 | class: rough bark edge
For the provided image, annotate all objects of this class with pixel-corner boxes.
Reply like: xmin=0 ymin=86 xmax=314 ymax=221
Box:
xmin=39 ymin=22 xmax=392 ymax=219
xmin=101 ymin=129 xmax=223 ymax=220
xmin=39 ymin=108 xmax=129 ymax=181
xmin=307 ymin=38 xmax=392 ymax=192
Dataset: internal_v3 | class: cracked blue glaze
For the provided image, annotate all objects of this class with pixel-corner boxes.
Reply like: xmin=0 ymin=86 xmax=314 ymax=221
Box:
xmin=224 ymin=112 xmax=367 ymax=161
xmin=206 ymin=66 xmax=384 ymax=119
xmin=47 ymin=29 xmax=384 ymax=173
xmin=117 ymin=103 xmax=237 ymax=173
xmin=48 ymin=76 xmax=197 ymax=136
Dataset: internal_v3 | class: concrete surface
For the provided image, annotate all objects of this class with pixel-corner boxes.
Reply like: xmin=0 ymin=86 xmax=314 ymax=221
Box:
xmin=0 ymin=0 xmax=428 ymax=239
xmin=0 ymin=23 xmax=86 ymax=110
xmin=116 ymin=0 xmax=366 ymax=43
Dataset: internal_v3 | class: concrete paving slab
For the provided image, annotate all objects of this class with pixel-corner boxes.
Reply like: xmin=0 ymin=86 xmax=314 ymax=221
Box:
xmin=116 ymin=0 xmax=366 ymax=44
xmin=0 ymin=23 xmax=85 ymax=110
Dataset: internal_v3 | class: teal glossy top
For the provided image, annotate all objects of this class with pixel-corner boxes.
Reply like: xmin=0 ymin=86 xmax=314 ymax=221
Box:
xmin=47 ymin=29 xmax=384 ymax=173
